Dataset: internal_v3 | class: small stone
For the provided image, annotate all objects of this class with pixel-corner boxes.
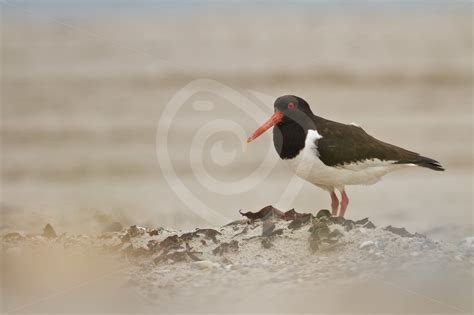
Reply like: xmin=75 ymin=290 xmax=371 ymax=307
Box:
xmin=192 ymin=260 xmax=221 ymax=270
xmin=42 ymin=224 xmax=57 ymax=239
xmin=359 ymin=240 xmax=375 ymax=249
xmin=148 ymin=228 xmax=163 ymax=236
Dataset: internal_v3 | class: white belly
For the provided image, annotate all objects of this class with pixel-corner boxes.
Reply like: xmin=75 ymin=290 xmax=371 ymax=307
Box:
xmin=283 ymin=130 xmax=410 ymax=192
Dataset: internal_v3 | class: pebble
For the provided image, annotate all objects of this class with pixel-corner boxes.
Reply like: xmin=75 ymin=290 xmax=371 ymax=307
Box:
xmin=192 ymin=260 xmax=221 ymax=270
xmin=359 ymin=240 xmax=375 ymax=249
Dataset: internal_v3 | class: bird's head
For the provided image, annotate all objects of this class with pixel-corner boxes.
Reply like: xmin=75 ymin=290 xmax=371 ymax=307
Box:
xmin=247 ymin=95 xmax=313 ymax=143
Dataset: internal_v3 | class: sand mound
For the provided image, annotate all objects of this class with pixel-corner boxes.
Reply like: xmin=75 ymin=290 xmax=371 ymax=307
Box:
xmin=2 ymin=206 xmax=473 ymax=313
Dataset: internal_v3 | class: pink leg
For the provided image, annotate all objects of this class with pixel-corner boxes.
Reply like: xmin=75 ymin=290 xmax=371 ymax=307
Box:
xmin=339 ymin=190 xmax=349 ymax=217
xmin=330 ymin=191 xmax=339 ymax=216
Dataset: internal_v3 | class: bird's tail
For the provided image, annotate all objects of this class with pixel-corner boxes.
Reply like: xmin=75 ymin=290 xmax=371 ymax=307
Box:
xmin=396 ymin=155 xmax=445 ymax=171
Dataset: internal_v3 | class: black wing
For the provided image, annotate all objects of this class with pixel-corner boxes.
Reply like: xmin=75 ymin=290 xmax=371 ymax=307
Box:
xmin=313 ymin=117 xmax=444 ymax=171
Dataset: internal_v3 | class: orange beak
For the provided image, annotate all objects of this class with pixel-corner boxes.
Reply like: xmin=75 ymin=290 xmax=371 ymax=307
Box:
xmin=246 ymin=111 xmax=283 ymax=143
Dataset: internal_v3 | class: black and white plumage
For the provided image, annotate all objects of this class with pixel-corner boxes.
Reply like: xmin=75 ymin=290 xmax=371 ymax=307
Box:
xmin=247 ymin=95 xmax=444 ymax=217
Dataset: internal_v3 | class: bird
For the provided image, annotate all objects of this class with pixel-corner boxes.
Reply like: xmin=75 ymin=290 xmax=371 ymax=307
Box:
xmin=246 ymin=95 xmax=444 ymax=217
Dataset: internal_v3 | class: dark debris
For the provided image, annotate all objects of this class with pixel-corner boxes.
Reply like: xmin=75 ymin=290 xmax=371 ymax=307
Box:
xmin=42 ymin=224 xmax=57 ymax=239
xmin=288 ymin=213 xmax=312 ymax=230
xmin=384 ymin=225 xmax=425 ymax=238
xmin=239 ymin=205 xmax=285 ymax=220
xmin=73 ymin=206 xmax=427 ymax=266
xmin=239 ymin=205 xmax=313 ymax=222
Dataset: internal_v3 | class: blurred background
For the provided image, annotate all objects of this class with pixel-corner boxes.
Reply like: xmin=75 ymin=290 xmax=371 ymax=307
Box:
xmin=1 ymin=0 xmax=472 ymax=242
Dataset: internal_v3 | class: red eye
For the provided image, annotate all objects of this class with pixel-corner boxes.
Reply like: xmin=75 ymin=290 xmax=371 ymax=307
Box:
xmin=287 ymin=102 xmax=296 ymax=109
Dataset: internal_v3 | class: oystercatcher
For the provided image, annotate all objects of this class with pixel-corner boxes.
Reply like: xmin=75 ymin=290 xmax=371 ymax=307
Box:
xmin=247 ymin=95 xmax=444 ymax=217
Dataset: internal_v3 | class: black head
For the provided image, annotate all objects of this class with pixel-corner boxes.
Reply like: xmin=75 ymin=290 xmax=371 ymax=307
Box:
xmin=247 ymin=95 xmax=315 ymax=143
xmin=274 ymin=95 xmax=312 ymax=114
xmin=274 ymin=95 xmax=314 ymax=126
